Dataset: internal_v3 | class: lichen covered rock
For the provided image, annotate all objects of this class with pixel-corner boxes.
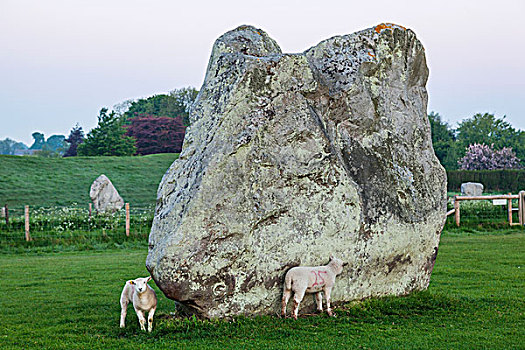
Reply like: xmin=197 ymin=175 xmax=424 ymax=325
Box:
xmin=146 ymin=24 xmax=447 ymax=318
xmin=90 ymin=174 xmax=124 ymax=214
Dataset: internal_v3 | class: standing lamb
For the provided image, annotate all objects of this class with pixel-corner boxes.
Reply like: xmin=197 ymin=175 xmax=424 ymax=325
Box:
xmin=281 ymin=255 xmax=345 ymax=320
xmin=120 ymin=276 xmax=157 ymax=332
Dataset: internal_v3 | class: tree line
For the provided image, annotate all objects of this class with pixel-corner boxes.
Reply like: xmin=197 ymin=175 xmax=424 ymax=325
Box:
xmin=2 ymin=93 xmax=523 ymax=168
xmin=72 ymin=87 xmax=197 ymax=157
xmin=0 ymin=133 xmax=67 ymax=157
xmin=0 ymin=87 xmax=198 ymax=157
xmin=72 ymin=107 xmax=525 ymax=169
xmin=429 ymin=112 xmax=524 ymax=170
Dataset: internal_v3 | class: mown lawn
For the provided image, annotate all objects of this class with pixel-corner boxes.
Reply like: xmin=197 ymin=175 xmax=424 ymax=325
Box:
xmin=0 ymin=154 xmax=177 ymax=207
xmin=0 ymin=231 xmax=523 ymax=349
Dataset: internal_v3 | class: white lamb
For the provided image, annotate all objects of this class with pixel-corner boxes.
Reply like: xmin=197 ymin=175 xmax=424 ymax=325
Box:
xmin=281 ymin=255 xmax=345 ymax=320
xmin=120 ymin=276 xmax=158 ymax=332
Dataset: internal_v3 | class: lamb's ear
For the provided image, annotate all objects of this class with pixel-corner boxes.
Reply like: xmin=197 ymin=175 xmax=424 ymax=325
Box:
xmin=146 ymin=276 xmax=152 ymax=282
xmin=129 ymin=280 xmax=135 ymax=285
xmin=329 ymin=254 xmax=334 ymax=261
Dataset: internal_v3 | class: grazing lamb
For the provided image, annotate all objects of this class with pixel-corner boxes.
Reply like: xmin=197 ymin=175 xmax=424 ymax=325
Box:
xmin=281 ymin=255 xmax=345 ymax=320
xmin=120 ymin=276 xmax=157 ymax=332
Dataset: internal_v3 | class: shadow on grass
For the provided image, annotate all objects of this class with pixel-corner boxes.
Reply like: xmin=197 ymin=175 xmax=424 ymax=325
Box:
xmin=113 ymin=291 xmax=464 ymax=342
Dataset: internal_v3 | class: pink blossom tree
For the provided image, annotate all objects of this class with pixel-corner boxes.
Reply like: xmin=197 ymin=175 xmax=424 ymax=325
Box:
xmin=458 ymin=143 xmax=522 ymax=170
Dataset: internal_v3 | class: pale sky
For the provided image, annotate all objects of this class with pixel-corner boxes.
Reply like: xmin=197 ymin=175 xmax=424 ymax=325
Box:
xmin=1 ymin=0 xmax=524 ymax=145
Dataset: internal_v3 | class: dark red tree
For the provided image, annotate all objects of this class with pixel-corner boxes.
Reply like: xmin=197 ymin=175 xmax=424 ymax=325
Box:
xmin=63 ymin=124 xmax=85 ymax=157
xmin=125 ymin=115 xmax=186 ymax=155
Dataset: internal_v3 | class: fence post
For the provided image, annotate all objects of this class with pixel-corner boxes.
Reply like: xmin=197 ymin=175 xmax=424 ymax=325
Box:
xmin=24 ymin=205 xmax=31 ymax=242
xmin=508 ymin=193 xmax=513 ymax=226
xmin=4 ymin=204 xmax=8 ymax=225
xmin=88 ymin=203 xmax=92 ymax=219
xmin=518 ymin=191 xmax=525 ymax=225
xmin=125 ymin=203 xmax=130 ymax=237
xmin=454 ymin=196 xmax=460 ymax=227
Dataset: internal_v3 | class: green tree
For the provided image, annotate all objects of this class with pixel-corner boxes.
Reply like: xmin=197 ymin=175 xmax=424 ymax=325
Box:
xmin=0 ymin=138 xmax=28 ymax=155
xmin=456 ymin=113 xmax=525 ymax=161
xmin=29 ymin=132 xmax=45 ymax=150
xmin=77 ymin=108 xmax=136 ymax=156
xmin=428 ymin=112 xmax=460 ymax=169
xmin=122 ymin=87 xmax=198 ymax=126
xmin=124 ymin=95 xmax=182 ymax=120
xmin=169 ymin=87 xmax=199 ymax=125
xmin=112 ymin=99 xmax=133 ymax=115
xmin=45 ymin=135 xmax=66 ymax=153
xmin=29 ymin=134 xmax=67 ymax=157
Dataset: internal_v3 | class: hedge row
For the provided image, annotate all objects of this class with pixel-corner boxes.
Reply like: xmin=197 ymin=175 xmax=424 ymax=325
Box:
xmin=446 ymin=169 xmax=525 ymax=193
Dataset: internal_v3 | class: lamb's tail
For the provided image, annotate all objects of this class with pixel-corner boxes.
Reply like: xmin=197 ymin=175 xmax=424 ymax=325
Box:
xmin=284 ymin=272 xmax=293 ymax=290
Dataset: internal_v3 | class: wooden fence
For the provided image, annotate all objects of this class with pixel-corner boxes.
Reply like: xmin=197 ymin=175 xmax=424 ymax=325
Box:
xmin=3 ymin=203 xmax=134 ymax=241
xmin=5 ymin=193 xmax=523 ymax=239
xmin=447 ymin=191 xmax=525 ymax=227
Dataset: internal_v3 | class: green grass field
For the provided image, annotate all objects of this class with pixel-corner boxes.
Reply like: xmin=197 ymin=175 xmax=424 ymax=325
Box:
xmin=1 ymin=155 xmax=524 ymax=348
xmin=1 ymin=231 xmax=523 ymax=349
xmin=0 ymin=154 xmax=177 ymax=207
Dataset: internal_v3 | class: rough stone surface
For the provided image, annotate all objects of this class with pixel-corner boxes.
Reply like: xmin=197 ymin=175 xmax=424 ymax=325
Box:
xmin=90 ymin=174 xmax=124 ymax=213
xmin=460 ymin=182 xmax=484 ymax=196
xmin=146 ymin=24 xmax=447 ymax=319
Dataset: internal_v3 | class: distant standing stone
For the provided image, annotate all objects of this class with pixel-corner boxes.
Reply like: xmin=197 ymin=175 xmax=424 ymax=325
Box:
xmin=461 ymin=182 xmax=484 ymax=196
xmin=90 ymin=174 xmax=124 ymax=213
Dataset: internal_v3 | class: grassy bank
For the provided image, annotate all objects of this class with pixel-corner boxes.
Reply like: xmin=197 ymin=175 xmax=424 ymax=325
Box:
xmin=0 ymin=154 xmax=177 ymax=207
xmin=0 ymin=231 xmax=523 ymax=349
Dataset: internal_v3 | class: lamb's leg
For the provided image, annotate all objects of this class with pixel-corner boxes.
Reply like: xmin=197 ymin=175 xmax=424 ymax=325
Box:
xmin=135 ymin=309 xmax=146 ymax=331
xmin=281 ymin=288 xmax=291 ymax=317
xmin=324 ymin=287 xmax=334 ymax=317
xmin=147 ymin=307 xmax=156 ymax=332
xmin=119 ymin=294 xmax=128 ymax=328
xmin=292 ymin=289 xmax=305 ymax=320
xmin=315 ymin=292 xmax=323 ymax=313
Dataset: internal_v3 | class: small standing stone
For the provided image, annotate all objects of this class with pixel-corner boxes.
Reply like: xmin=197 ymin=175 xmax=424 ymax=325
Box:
xmin=461 ymin=182 xmax=484 ymax=196
xmin=90 ymin=174 xmax=124 ymax=214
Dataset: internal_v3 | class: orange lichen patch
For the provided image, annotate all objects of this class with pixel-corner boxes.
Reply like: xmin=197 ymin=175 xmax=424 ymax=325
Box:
xmin=374 ymin=23 xmax=407 ymax=33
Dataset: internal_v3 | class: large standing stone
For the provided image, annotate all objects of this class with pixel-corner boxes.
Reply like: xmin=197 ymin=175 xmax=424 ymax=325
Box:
xmin=146 ymin=24 xmax=447 ymax=319
xmin=90 ymin=174 xmax=124 ymax=214
xmin=460 ymin=182 xmax=484 ymax=196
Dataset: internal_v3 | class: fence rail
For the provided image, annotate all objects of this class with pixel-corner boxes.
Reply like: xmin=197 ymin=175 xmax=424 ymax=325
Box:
xmin=0 ymin=203 xmax=154 ymax=246
xmin=446 ymin=191 xmax=525 ymax=227
xmin=2 ymin=193 xmax=523 ymax=250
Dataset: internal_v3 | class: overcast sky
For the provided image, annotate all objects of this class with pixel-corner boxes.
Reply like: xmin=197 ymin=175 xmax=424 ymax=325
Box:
xmin=1 ymin=0 xmax=524 ymax=145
